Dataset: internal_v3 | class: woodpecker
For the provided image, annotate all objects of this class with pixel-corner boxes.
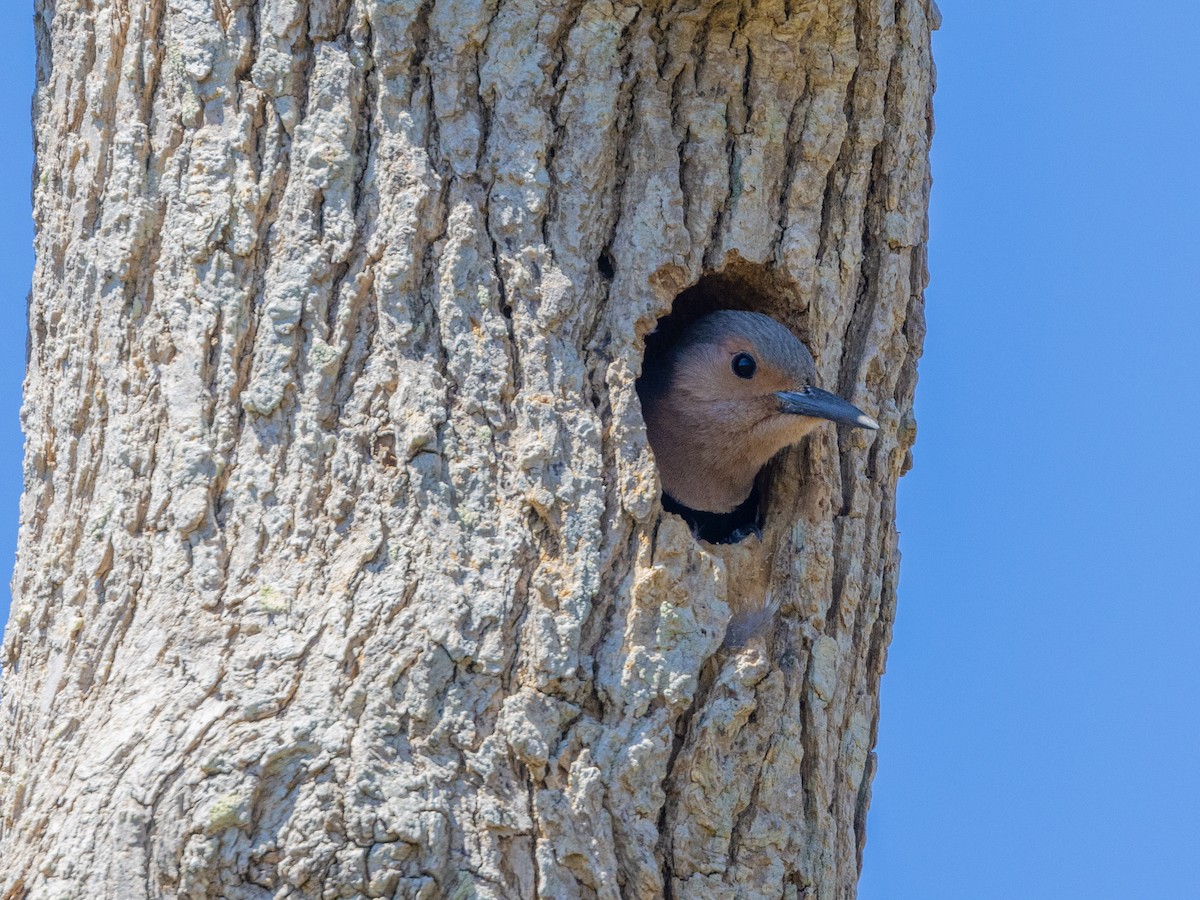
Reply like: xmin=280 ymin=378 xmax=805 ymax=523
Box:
xmin=639 ymin=310 xmax=878 ymax=543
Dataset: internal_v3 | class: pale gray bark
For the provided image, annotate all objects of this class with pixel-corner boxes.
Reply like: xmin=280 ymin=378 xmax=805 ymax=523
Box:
xmin=0 ymin=0 xmax=934 ymax=897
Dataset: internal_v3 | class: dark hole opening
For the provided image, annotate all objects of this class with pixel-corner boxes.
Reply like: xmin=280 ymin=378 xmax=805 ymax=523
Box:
xmin=597 ymin=250 xmax=616 ymax=280
xmin=637 ymin=262 xmax=802 ymax=545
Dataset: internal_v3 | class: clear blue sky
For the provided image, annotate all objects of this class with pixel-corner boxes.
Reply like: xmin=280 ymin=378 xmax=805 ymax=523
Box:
xmin=862 ymin=2 xmax=1200 ymax=898
xmin=0 ymin=5 xmax=33 ymax=640
xmin=2 ymin=3 xmax=1198 ymax=897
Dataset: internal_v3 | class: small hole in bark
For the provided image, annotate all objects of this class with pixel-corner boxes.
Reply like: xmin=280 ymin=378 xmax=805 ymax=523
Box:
xmin=597 ymin=250 xmax=615 ymax=280
xmin=500 ymin=303 xmax=513 ymax=319
xmin=637 ymin=261 xmax=805 ymax=545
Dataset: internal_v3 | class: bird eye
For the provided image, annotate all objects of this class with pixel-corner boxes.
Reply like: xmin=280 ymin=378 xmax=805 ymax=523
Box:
xmin=732 ymin=352 xmax=756 ymax=379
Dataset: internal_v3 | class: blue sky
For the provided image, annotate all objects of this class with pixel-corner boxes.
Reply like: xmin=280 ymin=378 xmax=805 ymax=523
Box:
xmin=0 ymin=5 xmax=33 ymax=640
xmin=862 ymin=2 xmax=1200 ymax=897
xmin=2 ymin=2 xmax=1198 ymax=897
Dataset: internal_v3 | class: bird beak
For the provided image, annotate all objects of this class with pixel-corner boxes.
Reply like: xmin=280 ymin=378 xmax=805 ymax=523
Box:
xmin=775 ymin=387 xmax=879 ymax=430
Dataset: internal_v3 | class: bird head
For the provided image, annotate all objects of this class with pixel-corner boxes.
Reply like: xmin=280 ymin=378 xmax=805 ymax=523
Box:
xmin=640 ymin=310 xmax=878 ymax=514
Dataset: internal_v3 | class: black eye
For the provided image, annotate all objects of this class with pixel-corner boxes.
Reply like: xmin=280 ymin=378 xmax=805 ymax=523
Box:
xmin=732 ymin=353 xmax=756 ymax=379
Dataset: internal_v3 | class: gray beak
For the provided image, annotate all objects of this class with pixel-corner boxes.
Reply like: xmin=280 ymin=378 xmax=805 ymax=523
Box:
xmin=776 ymin=387 xmax=879 ymax=430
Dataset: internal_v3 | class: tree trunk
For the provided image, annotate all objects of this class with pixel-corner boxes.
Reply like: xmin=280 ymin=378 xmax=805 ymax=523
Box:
xmin=0 ymin=0 xmax=933 ymax=897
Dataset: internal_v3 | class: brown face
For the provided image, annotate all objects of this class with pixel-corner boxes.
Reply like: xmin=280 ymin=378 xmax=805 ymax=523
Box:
xmin=668 ymin=320 xmax=821 ymax=447
xmin=640 ymin=309 xmax=876 ymax=514
xmin=681 ymin=336 xmax=811 ymax=446
xmin=686 ymin=337 xmax=811 ymax=399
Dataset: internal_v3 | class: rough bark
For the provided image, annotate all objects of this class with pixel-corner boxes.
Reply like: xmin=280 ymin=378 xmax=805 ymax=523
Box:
xmin=0 ymin=0 xmax=933 ymax=897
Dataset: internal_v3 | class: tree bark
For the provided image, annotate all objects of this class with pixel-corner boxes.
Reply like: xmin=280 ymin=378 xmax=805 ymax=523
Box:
xmin=0 ymin=0 xmax=933 ymax=897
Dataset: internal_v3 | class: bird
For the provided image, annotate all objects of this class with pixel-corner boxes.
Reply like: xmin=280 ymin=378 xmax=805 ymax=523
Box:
xmin=638 ymin=310 xmax=879 ymax=543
